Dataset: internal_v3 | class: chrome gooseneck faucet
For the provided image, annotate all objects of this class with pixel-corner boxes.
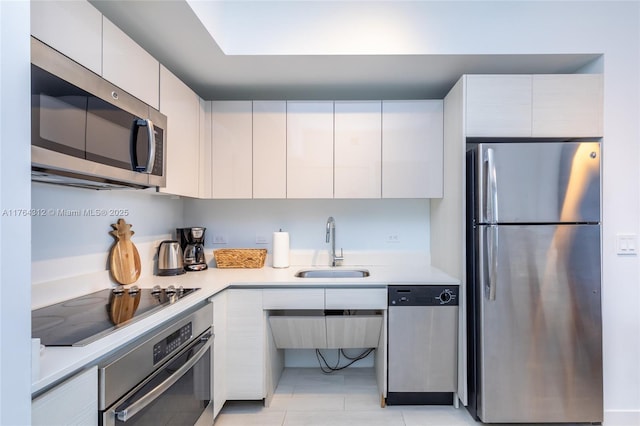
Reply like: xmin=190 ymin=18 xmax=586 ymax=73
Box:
xmin=325 ymin=216 xmax=344 ymax=267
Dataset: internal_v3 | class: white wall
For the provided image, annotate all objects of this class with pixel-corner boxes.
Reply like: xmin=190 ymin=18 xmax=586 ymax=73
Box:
xmin=183 ymin=198 xmax=430 ymax=261
xmin=0 ymin=1 xmax=31 ymax=423
xmin=31 ymin=184 xmax=184 ymax=285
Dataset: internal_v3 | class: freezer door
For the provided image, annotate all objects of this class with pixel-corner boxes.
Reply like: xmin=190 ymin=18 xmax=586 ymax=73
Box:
xmin=474 ymin=142 xmax=600 ymax=224
xmin=477 ymin=224 xmax=602 ymax=423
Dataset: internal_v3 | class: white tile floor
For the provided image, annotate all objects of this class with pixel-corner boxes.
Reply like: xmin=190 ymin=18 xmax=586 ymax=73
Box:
xmin=214 ymin=367 xmax=478 ymax=426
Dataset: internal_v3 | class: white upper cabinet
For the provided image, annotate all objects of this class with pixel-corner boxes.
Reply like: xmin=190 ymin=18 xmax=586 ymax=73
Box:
xmin=334 ymin=101 xmax=382 ymax=198
xmin=466 ymin=75 xmax=532 ymax=137
xmin=31 ymin=1 xmax=103 ymax=75
xmin=532 ymin=74 xmax=603 ymax=137
xmin=287 ymin=101 xmax=334 ymax=199
xmin=466 ymin=74 xmax=603 ymax=138
xmin=211 ymin=101 xmax=253 ymax=199
xmin=253 ymin=101 xmax=287 ymax=199
xmin=158 ymin=65 xmax=200 ymax=198
xmin=102 ymin=17 xmax=160 ymax=109
xmin=199 ymin=99 xmax=213 ymax=199
xmin=382 ymin=100 xmax=444 ymax=198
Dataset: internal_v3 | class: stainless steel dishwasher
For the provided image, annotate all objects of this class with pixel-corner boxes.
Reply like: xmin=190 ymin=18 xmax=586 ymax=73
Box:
xmin=387 ymin=285 xmax=459 ymax=405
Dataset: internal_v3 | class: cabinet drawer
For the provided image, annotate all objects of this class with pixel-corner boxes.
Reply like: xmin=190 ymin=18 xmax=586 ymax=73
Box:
xmin=262 ymin=288 xmax=325 ymax=310
xmin=325 ymin=288 xmax=387 ymax=310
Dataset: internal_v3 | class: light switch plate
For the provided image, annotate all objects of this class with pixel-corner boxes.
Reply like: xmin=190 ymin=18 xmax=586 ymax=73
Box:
xmin=616 ymin=233 xmax=637 ymax=255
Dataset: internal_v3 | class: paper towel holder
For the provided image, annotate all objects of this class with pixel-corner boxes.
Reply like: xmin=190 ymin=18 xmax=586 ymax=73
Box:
xmin=272 ymin=229 xmax=290 ymax=269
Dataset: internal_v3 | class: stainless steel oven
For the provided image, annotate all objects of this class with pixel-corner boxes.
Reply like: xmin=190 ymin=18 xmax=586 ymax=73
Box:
xmin=99 ymin=303 xmax=213 ymax=426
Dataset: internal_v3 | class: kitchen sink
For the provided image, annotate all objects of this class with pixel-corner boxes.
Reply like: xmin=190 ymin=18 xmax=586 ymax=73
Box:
xmin=295 ymin=269 xmax=370 ymax=278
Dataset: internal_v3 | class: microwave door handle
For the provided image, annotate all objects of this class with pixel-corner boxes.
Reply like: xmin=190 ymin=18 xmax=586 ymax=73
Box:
xmin=130 ymin=119 xmax=156 ymax=174
xmin=115 ymin=334 xmax=212 ymax=422
xmin=144 ymin=119 xmax=156 ymax=175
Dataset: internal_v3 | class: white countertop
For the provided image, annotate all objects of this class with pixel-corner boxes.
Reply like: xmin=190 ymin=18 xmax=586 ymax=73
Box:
xmin=32 ymin=260 xmax=459 ymax=395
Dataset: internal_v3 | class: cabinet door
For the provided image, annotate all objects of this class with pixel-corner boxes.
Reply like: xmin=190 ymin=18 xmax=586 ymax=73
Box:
xmin=102 ymin=17 xmax=159 ymax=109
xmin=382 ymin=100 xmax=444 ymax=198
xmin=32 ymin=366 xmax=98 ymax=426
xmin=158 ymin=65 xmax=200 ymax=198
xmin=287 ymin=101 xmax=334 ymax=198
xmin=211 ymin=292 xmax=227 ymax=419
xmin=334 ymin=101 xmax=382 ymax=198
xmin=199 ymin=99 xmax=213 ymax=199
xmin=211 ymin=101 xmax=253 ymax=198
xmin=532 ymin=74 xmax=603 ymax=137
xmin=466 ymin=75 xmax=532 ymax=137
xmin=30 ymin=0 xmax=102 ymax=75
xmin=253 ymin=101 xmax=287 ymax=198
xmin=226 ymin=289 xmax=265 ymax=399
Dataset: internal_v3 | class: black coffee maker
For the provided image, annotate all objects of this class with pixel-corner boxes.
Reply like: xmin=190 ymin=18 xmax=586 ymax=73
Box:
xmin=176 ymin=227 xmax=208 ymax=271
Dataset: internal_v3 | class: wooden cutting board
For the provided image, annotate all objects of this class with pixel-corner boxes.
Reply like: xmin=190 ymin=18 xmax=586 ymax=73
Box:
xmin=109 ymin=218 xmax=141 ymax=285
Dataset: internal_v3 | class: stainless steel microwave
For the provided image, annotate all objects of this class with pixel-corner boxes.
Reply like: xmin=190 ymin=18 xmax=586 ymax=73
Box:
xmin=30 ymin=37 xmax=166 ymax=189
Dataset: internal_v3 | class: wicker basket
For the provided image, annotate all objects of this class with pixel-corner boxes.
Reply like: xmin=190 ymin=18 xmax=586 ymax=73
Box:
xmin=214 ymin=249 xmax=267 ymax=269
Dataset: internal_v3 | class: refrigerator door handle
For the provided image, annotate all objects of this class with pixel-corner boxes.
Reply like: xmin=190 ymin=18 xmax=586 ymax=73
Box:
xmin=478 ymin=226 xmax=498 ymax=301
xmin=487 ymin=225 xmax=498 ymax=301
xmin=484 ymin=148 xmax=499 ymax=224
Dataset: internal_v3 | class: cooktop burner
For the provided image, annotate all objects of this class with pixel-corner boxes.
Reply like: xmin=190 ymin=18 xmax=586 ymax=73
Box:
xmin=32 ymin=285 xmax=199 ymax=347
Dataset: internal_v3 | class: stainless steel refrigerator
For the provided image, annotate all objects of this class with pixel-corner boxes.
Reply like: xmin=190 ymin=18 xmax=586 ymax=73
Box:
xmin=465 ymin=141 xmax=603 ymax=423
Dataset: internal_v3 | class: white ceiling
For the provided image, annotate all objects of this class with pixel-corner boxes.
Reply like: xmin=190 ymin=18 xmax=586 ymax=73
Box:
xmin=89 ymin=0 xmax=600 ymax=100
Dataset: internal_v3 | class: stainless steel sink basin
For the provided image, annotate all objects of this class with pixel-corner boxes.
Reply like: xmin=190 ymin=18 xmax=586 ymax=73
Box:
xmin=295 ymin=269 xmax=370 ymax=278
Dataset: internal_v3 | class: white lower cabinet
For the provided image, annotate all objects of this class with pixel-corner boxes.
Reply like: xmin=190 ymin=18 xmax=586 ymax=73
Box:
xmin=32 ymin=366 xmax=98 ymax=426
xmin=225 ymin=289 xmax=265 ymax=400
xmin=212 ymin=292 xmax=227 ymax=419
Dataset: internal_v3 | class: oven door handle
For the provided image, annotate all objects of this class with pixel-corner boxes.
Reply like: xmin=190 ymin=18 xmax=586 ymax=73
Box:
xmin=115 ymin=333 xmax=212 ymax=422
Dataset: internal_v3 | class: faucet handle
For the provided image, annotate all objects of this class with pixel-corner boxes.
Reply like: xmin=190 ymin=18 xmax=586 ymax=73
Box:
xmin=335 ymin=248 xmax=345 ymax=263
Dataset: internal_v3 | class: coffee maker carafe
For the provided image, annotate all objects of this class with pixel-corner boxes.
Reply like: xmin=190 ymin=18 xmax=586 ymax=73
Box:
xmin=177 ymin=227 xmax=208 ymax=271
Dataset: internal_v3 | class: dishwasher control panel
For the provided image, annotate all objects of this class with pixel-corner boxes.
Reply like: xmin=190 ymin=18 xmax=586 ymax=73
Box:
xmin=388 ymin=285 xmax=459 ymax=306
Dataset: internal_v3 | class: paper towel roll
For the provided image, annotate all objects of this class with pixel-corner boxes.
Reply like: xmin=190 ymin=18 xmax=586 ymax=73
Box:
xmin=272 ymin=231 xmax=290 ymax=268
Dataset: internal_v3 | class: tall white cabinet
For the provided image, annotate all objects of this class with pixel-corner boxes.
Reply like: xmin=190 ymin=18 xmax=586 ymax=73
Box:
xmin=287 ymin=101 xmax=335 ymax=198
xmin=382 ymin=100 xmax=444 ymax=198
xmin=211 ymin=101 xmax=253 ymax=199
xmin=334 ymin=101 xmax=382 ymax=198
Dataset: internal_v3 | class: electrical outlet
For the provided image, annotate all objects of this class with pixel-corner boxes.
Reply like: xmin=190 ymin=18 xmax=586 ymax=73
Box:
xmin=386 ymin=234 xmax=400 ymax=243
xmin=255 ymin=234 xmax=269 ymax=244
xmin=212 ymin=235 xmax=228 ymax=244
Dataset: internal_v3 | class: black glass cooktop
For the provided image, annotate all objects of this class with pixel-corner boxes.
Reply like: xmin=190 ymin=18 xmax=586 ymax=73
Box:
xmin=32 ymin=286 xmax=199 ymax=347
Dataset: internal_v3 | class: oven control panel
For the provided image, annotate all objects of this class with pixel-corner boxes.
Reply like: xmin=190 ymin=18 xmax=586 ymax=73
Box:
xmin=153 ymin=322 xmax=192 ymax=364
